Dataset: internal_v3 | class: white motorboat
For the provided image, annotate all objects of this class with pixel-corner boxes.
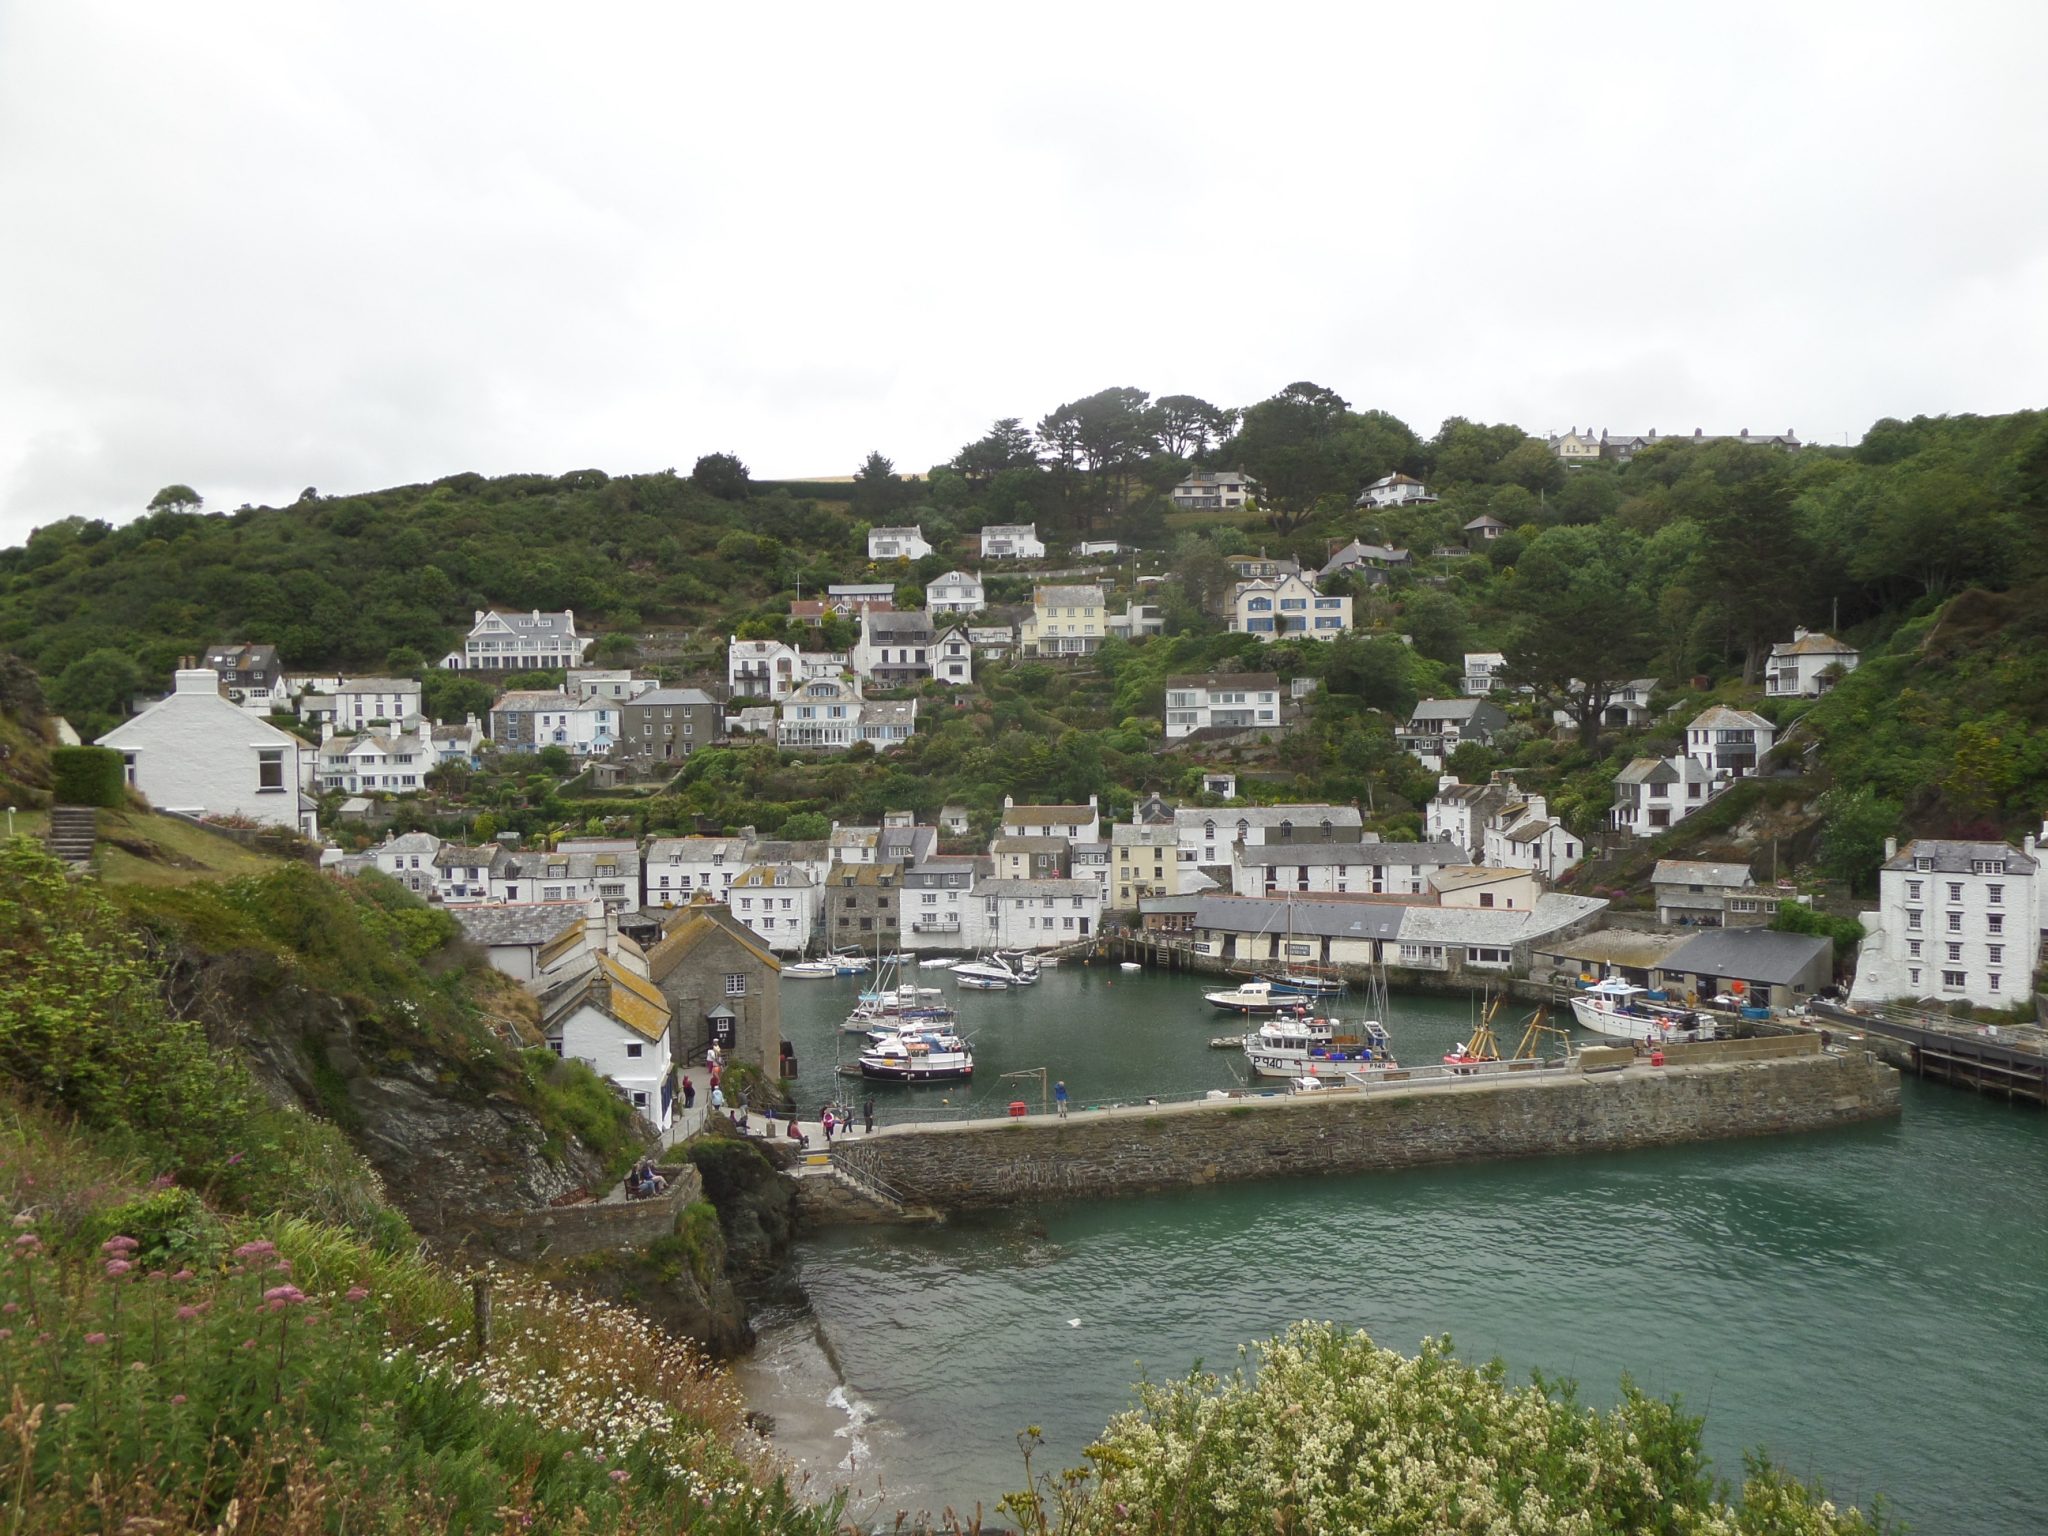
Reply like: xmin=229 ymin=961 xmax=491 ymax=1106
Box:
xmin=1241 ymin=1018 xmax=1393 ymax=1080
xmin=1120 ymin=962 xmax=1143 ymax=972
xmin=1204 ymin=980 xmax=1312 ymax=1016
xmin=996 ymin=949 xmax=1042 ymax=985
xmin=953 ymin=952 xmax=1024 ymax=988
xmin=784 ymin=958 xmax=844 ymax=980
xmin=856 ymin=1025 xmax=975 ymax=1082
xmin=1568 ymin=980 xmax=1717 ymax=1044
xmin=918 ymin=957 xmax=961 ymax=969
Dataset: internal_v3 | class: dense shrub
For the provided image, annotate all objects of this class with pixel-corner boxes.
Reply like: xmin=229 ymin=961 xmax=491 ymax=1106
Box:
xmin=49 ymin=745 xmax=124 ymax=807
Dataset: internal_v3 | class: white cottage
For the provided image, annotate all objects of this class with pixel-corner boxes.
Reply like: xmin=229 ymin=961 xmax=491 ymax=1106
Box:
xmin=1765 ymin=629 xmax=1860 ymax=698
xmin=868 ymin=525 xmax=933 ymax=561
xmin=98 ymin=669 xmax=318 ymax=837
xmin=925 ymin=570 xmax=985 ymax=616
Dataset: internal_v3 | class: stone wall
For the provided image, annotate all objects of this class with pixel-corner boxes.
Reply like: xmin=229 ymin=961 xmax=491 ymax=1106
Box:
xmin=826 ymin=1050 xmax=1899 ymax=1215
xmin=471 ymin=1164 xmax=704 ymax=1262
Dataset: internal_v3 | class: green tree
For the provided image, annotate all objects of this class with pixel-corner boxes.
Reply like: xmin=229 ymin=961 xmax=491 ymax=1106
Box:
xmin=951 ymin=418 xmax=1040 ymax=489
xmin=536 ymin=745 xmax=572 ymax=774
xmin=779 ymin=811 xmax=831 ymax=840
xmin=1150 ymin=394 xmax=1236 ymax=460
xmin=1813 ymin=785 xmax=1901 ymax=894
xmin=384 ymin=645 xmax=426 ymax=676
xmin=1503 ymin=527 xmax=1657 ymax=751
xmin=690 ymin=452 xmax=751 ymax=501
xmin=148 ymin=483 xmax=203 ymax=515
xmin=50 ymin=648 xmax=142 ymax=738
xmin=850 ymin=451 xmax=914 ymax=521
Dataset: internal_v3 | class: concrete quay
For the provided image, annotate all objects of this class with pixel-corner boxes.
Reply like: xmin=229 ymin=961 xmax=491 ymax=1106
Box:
xmin=817 ymin=1037 xmax=1901 ymax=1218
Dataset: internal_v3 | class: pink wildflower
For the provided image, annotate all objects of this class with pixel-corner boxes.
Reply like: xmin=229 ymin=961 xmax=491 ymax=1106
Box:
xmin=175 ymin=1304 xmax=204 ymax=1321
xmin=263 ymin=1284 xmax=307 ymax=1308
xmin=84 ymin=1332 xmax=107 ymax=1345
xmin=170 ymin=1393 xmax=187 ymax=1405
xmin=101 ymin=1235 xmax=140 ymax=1256
xmin=11 ymin=1234 xmax=40 ymax=1253
xmin=233 ymin=1240 xmax=276 ymax=1261
xmin=3 ymin=1301 xmax=17 ymax=1314
xmin=105 ymin=1259 xmax=134 ymax=1277
xmin=272 ymin=1259 xmax=292 ymax=1274
xmin=609 ymin=1469 xmax=629 ymax=1484
xmin=0 ymin=1328 xmax=11 ymax=1341
xmin=171 ymin=1269 xmax=194 ymax=1282
xmin=240 ymin=1338 xmax=257 ymax=1350
xmin=345 ymin=1286 xmax=370 ymax=1302
xmin=225 ymin=1152 xmax=244 ymax=1166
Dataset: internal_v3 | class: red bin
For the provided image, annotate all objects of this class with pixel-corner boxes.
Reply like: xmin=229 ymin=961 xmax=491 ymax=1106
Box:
xmin=1008 ymin=1100 xmax=1029 ymax=1118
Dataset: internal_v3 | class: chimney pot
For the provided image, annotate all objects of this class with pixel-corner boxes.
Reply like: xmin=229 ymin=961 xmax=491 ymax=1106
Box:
xmin=1884 ymin=837 xmax=1897 ymax=861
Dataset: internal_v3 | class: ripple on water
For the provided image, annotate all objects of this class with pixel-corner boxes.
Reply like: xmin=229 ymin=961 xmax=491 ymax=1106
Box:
xmin=762 ymin=974 xmax=2048 ymax=1533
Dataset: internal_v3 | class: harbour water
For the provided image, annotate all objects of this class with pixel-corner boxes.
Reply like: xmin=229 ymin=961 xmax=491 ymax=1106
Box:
xmin=739 ymin=962 xmax=2048 ymax=1532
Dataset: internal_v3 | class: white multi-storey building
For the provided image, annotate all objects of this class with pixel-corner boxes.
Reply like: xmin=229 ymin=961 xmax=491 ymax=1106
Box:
xmin=317 ymin=725 xmax=437 ymax=794
xmin=902 ymin=856 xmax=982 ymax=952
xmin=1169 ymin=471 xmax=1258 ymax=510
xmin=1163 ymin=672 xmax=1282 ymax=740
xmin=442 ymin=609 xmax=593 ymax=672
xmin=1172 ymin=805 xmax=1363 ymax=869
xmin=979 ymin=523 xmax=1045 ymax=559
xmin=868 ymin=525 xmax=933 ymax=561
xmin=965 ymin=878 xmax=1101 ymax=951
xmin=1686 ymin=706 xmax=1777 ymax=780
xmin=325 ymin=677 xmax=423 ymax=731
xmin=644 ymin=836 xmax=750 ymax=907
xmin=1019 ymin=584 xmax=1107 ymax=657
xmin=1227 ymin=572 xmax=1352 ymax=641
xmin=1610 ymin=756 xmax=1719 ymax=837
xmin=1765 ymin=629 xmax=1861 ymax=698
xmin=365 ymin=831 xmax=443 ymax=895
xmin=1461 ymin=653 xmax=1508 ymax=696
xmin=728 ymin=865 xmax=819 ymax=954
xmin=1480 ymin=792 xmax=1581 ymax=882
xmin=1850 ymin=833 xmax=2043 ymax=1010
xmin=925 ymin=570 xmax=985 ymax=616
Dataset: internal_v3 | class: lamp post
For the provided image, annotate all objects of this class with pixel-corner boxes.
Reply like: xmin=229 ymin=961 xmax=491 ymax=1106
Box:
xmin=5 ymin=806 xmax=14 ymax=837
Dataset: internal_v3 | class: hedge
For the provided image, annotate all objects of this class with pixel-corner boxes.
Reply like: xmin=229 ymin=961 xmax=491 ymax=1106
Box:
xmin=51 ymin=746 xmax=126 ymax=808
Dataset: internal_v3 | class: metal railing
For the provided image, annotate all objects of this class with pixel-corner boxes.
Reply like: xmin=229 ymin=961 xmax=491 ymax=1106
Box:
xmin=827 ymin=1149 xmax=917 ymax=1211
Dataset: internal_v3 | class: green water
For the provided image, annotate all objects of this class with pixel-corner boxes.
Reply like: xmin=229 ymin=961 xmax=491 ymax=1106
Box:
xmin=744 ymin=963 xmax=2048 ymax=1532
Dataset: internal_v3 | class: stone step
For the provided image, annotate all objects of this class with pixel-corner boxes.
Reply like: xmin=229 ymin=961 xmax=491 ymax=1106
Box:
xmin=44 ymin=805 xmax=97 ymax=864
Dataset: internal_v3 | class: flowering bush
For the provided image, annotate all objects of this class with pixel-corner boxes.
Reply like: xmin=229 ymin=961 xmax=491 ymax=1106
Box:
xmin=1005 ymin=1323 xmax=1886 ymax=1535
xmin=1 ymin=1122 xmax=841 ymax=1534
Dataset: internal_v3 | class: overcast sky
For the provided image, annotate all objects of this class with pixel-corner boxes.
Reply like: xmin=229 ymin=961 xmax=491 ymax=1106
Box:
xmin=2 ymin=1 xmax=2043 ymax=549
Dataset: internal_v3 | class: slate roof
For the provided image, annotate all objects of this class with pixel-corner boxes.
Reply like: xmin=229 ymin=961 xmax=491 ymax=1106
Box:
xmin=732 ymin=865 xmax=815 ymax=889
xmin=1035 ymin=584 xmax=1104 ymax=607
xmin=1689 ymin=705 xmax=1774 ymax=731
xmin=628 ymin=688 xmax=716 ymax=707
xmin=646 ymin=836 xmax=749 ymax=862
xmin=864 ymin=611 xmax=936 ymax=640
xmin=1192 ymin=895 xmax=1406 ymax=943
xmin=975 ymin=878 xmax=1099 ymax=898
xmin=645 ymin=909 xmax=779 ymax=982
xmin=1462 ymin=515 xmax=1508 ymax=531
xmin=1652 ymin=860 xmax=1756 ymax=888
xmin=453 ymin=904 xmax=584 ymax=948
xmin=1658 ymin=927 xmax=1831 ymax=985
xmin=1354 ymin=840 xmax=1462 ymax=865
xmin=1174 ymin=805 xmax=1362 ymax=832
xmin=1615 ymin=755 xmax=1717 ymax=785
xmin=1408 ymin=698 xmax=1503 ymax=724
xmin=1237 ymin=843 xmax=1378 ymax=867
xmin=1003 ymin=805 xmax=1095 ymax=825
xmin=1883 ymin=839 xmax=2040 ymax=875
xmin=870 ymin=526 xmax=924 ymax=539
xmin=1772 ymin=631 xmax=1857 ymax=657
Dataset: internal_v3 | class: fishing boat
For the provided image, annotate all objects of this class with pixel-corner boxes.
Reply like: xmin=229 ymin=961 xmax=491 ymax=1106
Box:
xmin=1242 ymin=1017 xmax=1393 ymax=1079
xmin=1568 ymin=979 xmax=1717 ymax=1044
xmin=1120 ymin=961 xmax=1143 ymax=973
xmin=855 ymin=1025 xmax=975 ymax=1082
xmin=1204 ymin=979 xmax=1312 ymax=1016
xmin=918 ymin=956 xmax=961 ymax=969
xmin=1260 ymin=965 xmax=1348 ymax=998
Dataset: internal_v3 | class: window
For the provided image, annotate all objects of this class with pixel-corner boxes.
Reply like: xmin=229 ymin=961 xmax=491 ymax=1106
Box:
xmin=1947 ymin=943 xmax=1962 ymax=962
xmin=631 ymin=1091 xmax=649 ymax=1108
xmin=1907 ymin=910 xmax=1922 ymax=931
xmin=257 ymin=748 xmax=285 ymax=791
xmin=1988 ymin=913 xmax=2004 ymax=935
xmin=625 ymin=1042 xmax=644 ymax=1059
xmin=1908 ymin=967 xmax=1920 ymax=986
xmin=1987 ymin=884 xmax=2003 ymax=906
xmin=1947 ymin=911 xmax=1962 ymax=933
xmin=1907 ymin=940 xmax=1921 ymax=958
xmin=1905 ymin=880 xmax=1922 ymax=901
xmin=724 ymin=972 xmax=748 ymax=997
xmin=1941 ymin=970 xmax=1966 ymax=990
xmin=1989 ymin=974 xmax=2002 ymax=993
xmin=543 ymin=886 xmax=562 ymax=901
xmin=1948 ymin=882 xmax=1963 ymax=902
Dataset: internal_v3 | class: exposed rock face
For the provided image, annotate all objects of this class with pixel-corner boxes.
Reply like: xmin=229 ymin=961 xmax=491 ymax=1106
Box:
xmin=687 ymin=1132 xmax=803 ymax=1299
xmin=160 ymin=949 xmax=605 ymax=1243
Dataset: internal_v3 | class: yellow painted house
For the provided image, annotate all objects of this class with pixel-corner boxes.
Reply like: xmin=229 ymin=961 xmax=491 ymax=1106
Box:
xmin=1020 ymin=584 xmax=1106 ymax=658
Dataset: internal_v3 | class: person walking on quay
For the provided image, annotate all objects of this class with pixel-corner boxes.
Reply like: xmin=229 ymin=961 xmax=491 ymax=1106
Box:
xmin=710 ymin=1083 xmax=726 ymax=1116
xmin=821 ymin=1106 xmax=837 ymax=1143
xmin=1054 ymin=1080 xmax=1069 ymax=1119
xmin=862 ymin=1095 xmax=876 ymax=1136
xmin=682 ymin=1076 xmax=696 ymax=1112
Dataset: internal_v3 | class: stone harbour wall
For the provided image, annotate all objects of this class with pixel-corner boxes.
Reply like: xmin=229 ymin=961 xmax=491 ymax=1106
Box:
xmin=825 ymin=1050 xmax=1900 ymax=1215
xmin=471 ymin=1164 xmax=705 ymax=1262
